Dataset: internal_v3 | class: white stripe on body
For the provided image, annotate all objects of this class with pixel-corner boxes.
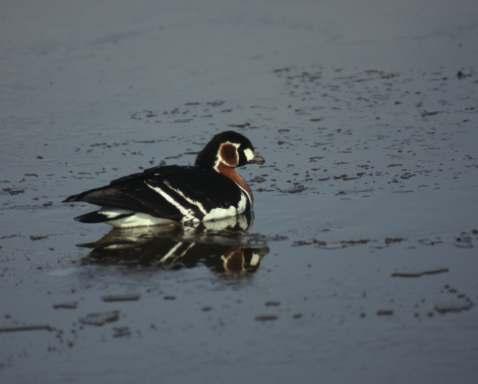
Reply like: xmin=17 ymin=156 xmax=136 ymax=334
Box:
xmin=144 ymin=181 xmax=199 ymax=223
xmin=163 ymin=181 xmax=208 ymax=215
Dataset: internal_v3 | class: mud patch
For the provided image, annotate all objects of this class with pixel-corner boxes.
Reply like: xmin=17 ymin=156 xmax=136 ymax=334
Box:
xmin=79 ymin=311 xmax=120 ymax=326
xmin=0 ymin=325 xmax=54 ymax=333
xmin=434 ymin=285 xmax=474 ymax=314
xmin=102 ymin=294 xmax=141 ymax=303
xmin=254 ymin=314 xmax=278 ymax=322
xmin=391 ymin=268 xmax=449 ymax=278
xmin=112 ymin=326 xmax=131 ymax=338
xmin=376 ymin=309 xmax=394 ymax=316
xmin=292 ymin=238 xmax=370 ymax=249
xmin=53 ymin=302 xmax=78 ymax=310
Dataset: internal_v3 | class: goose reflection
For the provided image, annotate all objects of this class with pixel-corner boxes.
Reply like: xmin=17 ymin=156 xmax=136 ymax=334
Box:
xmin=80 ymin=214 xmax=269 ymax=276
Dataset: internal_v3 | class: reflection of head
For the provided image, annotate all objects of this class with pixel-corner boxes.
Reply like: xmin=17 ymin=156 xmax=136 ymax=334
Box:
xmin=80 ymin=214 xmax=268 ymax=277
xmin=219 ymin=248 xmax=265 ymax=275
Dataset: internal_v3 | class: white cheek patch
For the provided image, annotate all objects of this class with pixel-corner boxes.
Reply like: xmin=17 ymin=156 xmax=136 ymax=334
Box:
xmin=244 ymin=148 xmax=255 ymax=162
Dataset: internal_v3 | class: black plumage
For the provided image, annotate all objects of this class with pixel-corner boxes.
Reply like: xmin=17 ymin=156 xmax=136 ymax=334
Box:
xmin=64 ymin=131 xmax=264 ymax=227
xmin=65 ymin=166 xmax=246 ymax=222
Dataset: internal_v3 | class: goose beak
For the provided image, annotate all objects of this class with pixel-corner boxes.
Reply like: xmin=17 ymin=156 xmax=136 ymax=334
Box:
xmin=249 ymin=152 xmax=265 ymax=165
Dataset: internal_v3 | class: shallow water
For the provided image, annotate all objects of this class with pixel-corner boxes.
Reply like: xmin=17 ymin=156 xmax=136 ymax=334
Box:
xmin=1 ymin=0 xmax=478 ymax=383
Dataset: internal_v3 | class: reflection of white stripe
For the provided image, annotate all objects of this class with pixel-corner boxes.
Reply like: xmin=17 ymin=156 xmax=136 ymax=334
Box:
xmin=144 ymin=182 xmax=197 ymax=222
xmin=179 ymin=242 xmax=196 ymax=258
xmin=159 ymin=242 xmax=184 ymax=263
xmin=164 ymin=182 xmax=207 ymax=215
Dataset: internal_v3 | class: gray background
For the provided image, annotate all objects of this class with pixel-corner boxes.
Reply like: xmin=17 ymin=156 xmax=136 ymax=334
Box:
xmin=1 ymin=1 xmax=478 ymax=383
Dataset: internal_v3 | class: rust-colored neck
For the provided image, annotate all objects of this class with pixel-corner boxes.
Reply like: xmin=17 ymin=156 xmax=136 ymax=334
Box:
xmin=216 ymin=163 xmax=253 ymax=201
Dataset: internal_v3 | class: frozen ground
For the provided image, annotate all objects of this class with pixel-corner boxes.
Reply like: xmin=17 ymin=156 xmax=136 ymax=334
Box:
xmin=1 ymin=0 xmax=478 ymax=383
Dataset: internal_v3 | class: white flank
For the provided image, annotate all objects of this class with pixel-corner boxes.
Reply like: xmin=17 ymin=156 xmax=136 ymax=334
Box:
xmin=203 ymin=206 xmax=237 ymax=222
xmin=164 ymin=182 xmax=207 ymax=215
xmin=237 ymin=191 xmax=248 ymax=212
xmin=110 ymin=213 xmax=175 ymax=228
xmin=144 ymin=182 xmax=198 ymax=223
xmin=243 ymin=148 xmax=255 ymax=161
xmin=99 ymin=209 xmax=131 ymax=219
xmin=203 ymin=193 xmax=247 ymax=221
xmin=203 ymin=215 xmax=239 ymax=231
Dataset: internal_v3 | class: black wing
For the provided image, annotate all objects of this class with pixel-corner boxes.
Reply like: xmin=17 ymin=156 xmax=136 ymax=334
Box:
xmin=146 ymin=166 xmax=244 ymax=211
xmin=64 ymin=166 xmax=243 ymax=220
